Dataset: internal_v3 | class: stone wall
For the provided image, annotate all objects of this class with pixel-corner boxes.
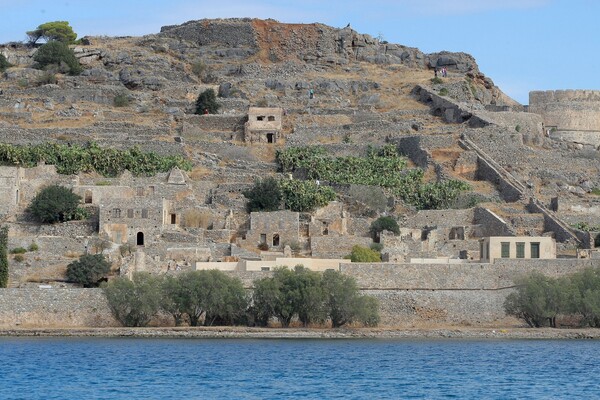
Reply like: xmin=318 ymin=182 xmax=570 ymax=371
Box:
xmin=0 ymin=288 xmax=116 ymax=327
xmin=2 ymin=260 xmax=600 ymax=327
xmin=529 ymin=90 xmax=600 ymax=131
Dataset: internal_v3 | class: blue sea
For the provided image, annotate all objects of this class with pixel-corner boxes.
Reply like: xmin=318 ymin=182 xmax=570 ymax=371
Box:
xmin=0 ymin=337 xmax=598 ymax=399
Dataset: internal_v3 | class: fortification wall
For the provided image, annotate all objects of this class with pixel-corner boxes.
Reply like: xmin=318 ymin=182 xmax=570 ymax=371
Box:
xmin=529 ymin=90 xmax=600 ymax=141
xmin=2 ymin=260 xmax=599 ymax=327
xmin=0 ymin=289 xmax=115 ymax=328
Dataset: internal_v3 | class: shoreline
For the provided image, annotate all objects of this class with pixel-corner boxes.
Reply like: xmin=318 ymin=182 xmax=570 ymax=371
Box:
xmin=1 ymin=326 xmax=600 ymax=339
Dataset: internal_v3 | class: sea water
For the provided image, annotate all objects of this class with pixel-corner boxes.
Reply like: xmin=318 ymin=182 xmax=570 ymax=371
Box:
xmin=0 ymin=338 xmax=598 ymax=399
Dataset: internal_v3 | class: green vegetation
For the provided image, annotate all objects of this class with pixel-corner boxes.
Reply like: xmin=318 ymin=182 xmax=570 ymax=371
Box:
xmin=66 ymin=253 xmax=111 ymax=288
xmin=104 ymin=272 xmax=164 ymax=327
xmin=505 ymin=268 xmax=600 ymax=328
xmin=322 ymin=269 xmax=380 ymax=327
xmin=431 ymin=77 xmax=443 ymax=84
xmin=252 ymin=266 xmax=379 ymax=328
xmin=9 ymin=247 xmax=26 ymax=254
xmin=515 ymin=125 xmax=522 ymax=132
xmin=37 ymin=71 xmax=58 ymax=86
xmin=163 ymin=270 xmax=248 ymax=326
xmin=243 ymin=177 xmax=336 ymax=213
xmin=0 ymin=226 xmax=8 ymax=288
xmin=27 ymin=21 xmax=77 ymax=44
xmin=0 ymin=54 xmax=11 ymax=73
xmin=113 ymin=92 xmax=131 ymax=107
xmin=348 ymin=245 xmax=381 ymax=262
xmin=591 ymin=188 xmax=600 ymax=196
xmin=279 ymin=179 xmax=336 ymax=212
xmin=28 ymin=185 xmax=84 ymax=224
xmin=572 ymin=222 xmax=600 ymax=232
xmin=243 ymin=177 xmax=281 ymax=212
xmin=33 ymin=41 xmax=82 ymax=75
xmin=13 ymin=254 xmax=24 ymax=263
xmin=439 ymin=87 xmax=449 ymax=96
xmin=0 ymin=142 xmax=192 ymax=177
xmin=28 ymin=242 xmax=39 ymax=252
xmin=369 ymin=216 xmax=400 ymax=239
xmin=195 ymin=89 xmax=220 ymax=114
xmin=276 ymin=145 xmax=469 ymax=210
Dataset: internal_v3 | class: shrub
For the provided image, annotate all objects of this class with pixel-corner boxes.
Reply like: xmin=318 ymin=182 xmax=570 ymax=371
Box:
xmin=104 ymin=272 xmax=164 ymax=327
xmin=369 ymin=216 xmax=400 ymax=239
xmin=439 ymin=88 xmax=449 ymax=96
xmin=195 ymin=89 xmax=220 ymax=114
xmin=27 ymin=21 xmax=77 ymax=44
xmin=349 ymin=245 xmax=381 ymax=262
xmin=591 ymin=188 xmax=600 ymax=196
xmin=243 ymin=177 xmax=281 ymax=212
xmin=10 ymin=247 xmax=26 ymax=254
xmin=279 ymin=179 xmax=336 ymax=212
xmin=515 ymin=125 xmax=522 ymax=132
xmin=0 ymin=54 xmax=11 ymax=73
xmin=66 ymin=253 xmax=111 ymax=287
xmin=13 ymin=254 xmax=25 ymax=263
xmin=113 ymin=92 xmax=131 ymax=107
xmin=258 ymin=242 xmax=269 ymax=251
xmin=0 ymin=226 xmax=8 ymax=288
xmin=431 ymin=77 xmax=443 ymax=84
xmin=28 ymin=185 xmax=83 ymax=224
xmin=37 ymin=71 xmax=57 ymax=85
xmin=33 ymin=41 xmax=82 ymax=75
xmin=0 ymin=142 xmax=193 ymax=177
xmin=28 ymin=242 xmax=39 ymax=252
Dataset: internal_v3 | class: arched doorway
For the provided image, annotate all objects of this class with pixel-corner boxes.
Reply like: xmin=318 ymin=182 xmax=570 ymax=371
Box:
xmin=137 ymin=232 xmax=145 ymax=246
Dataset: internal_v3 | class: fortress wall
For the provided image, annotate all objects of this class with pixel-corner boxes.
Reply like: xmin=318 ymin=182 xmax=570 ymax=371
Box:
xmin=0 ymin=289 xmax=116 ymax=328
xmin=1 ymin=260 xmax=599 ymax=327
xmin=529 ymin=90 xmax=600 ymax=132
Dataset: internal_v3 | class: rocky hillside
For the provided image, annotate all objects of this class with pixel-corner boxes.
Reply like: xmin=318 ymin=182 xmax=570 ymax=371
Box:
xmin=0 ymin=18 xmax=598 ymax=278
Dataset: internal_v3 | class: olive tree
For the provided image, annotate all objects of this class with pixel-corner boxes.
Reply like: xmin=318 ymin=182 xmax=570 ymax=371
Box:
xmin=322 ymin=270 xmax=380 ymax=328
xmin=104 ymin=273 xmax=164 ymax=327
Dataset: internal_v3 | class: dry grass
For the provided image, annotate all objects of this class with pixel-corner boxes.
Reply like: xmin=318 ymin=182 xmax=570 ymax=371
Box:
xmin=182 ymin=209 xmax=212 ymax=228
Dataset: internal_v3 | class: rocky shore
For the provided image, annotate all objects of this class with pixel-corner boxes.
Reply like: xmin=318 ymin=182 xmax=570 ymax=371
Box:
xmin=1 ymin=326 xmax=599 ymax=339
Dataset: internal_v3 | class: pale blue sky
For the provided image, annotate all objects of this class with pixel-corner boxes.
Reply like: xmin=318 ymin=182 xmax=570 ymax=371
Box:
xmin=0 ymin=0 xmax=597 ymax=104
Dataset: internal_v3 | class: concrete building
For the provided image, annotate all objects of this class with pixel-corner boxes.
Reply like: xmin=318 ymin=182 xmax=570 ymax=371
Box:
xmin=479 ymin=236 xmax=556 ymax=263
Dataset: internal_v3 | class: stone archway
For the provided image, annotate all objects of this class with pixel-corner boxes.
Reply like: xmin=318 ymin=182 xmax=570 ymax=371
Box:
xmin=137 ymin=232 xmax=145 ymax=246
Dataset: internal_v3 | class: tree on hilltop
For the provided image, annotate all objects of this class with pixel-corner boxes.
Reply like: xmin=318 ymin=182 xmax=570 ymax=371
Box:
xmin=27 ymin=21 xmax=77 ymax=44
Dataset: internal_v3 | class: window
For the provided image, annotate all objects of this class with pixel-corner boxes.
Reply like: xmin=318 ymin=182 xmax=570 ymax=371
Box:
xmin=266 ymin=133 xmax=274 ymax=143
xmin=84 ymin=190 xmax=93 ymax=204
xmin=531 ymin=242 xmax=540 ymax=259
xmin=136 ymin=187 xmax=144 ymax=196
xmin=268 ymin=116 xmax=275 ymax=122
xmin=257 ymin=116 xmax=265 ymax=121
xmin=516 ymin=242 xmax=525 ymax=258
xmin=141 ymin=209 xmax=148 ymax=219
xmin=260 ymin=234 xmax=266 ymax=244
xmin=112 ymin=208 xmax=121 ymax=218
xmin=501 ymin=242 xmax=510 ymax=258
xmin=272 ymin=234 xmax=280 ymax=247
xmin=261 ymin=267 xmax=270 ymax=271
xmin=127 ymin=209 xmax=134 ymax=218
xmin=170 ymin=213 xmax=177 ymax=224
